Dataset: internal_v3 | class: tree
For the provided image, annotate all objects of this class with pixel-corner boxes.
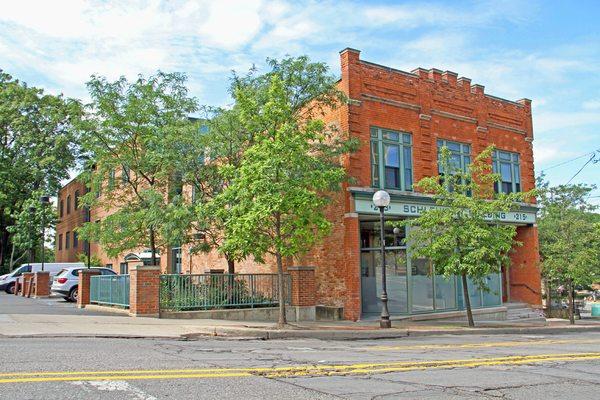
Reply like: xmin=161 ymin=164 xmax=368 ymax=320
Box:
xmin=537 ymin=180 xmax=600 ymax=324
xmin=6 ymin=191 xmax=56 ymax=269
xmin=402 ymin=146 xmax=535 ymax=327
xmin=170 ymin=106 xmax=252 ymax=274
xmin=0 ymin=71 xmax=82 ymax=271
xmin=215 ymin=57 xmax=357 ymax=327
xmin=77 ymin=72 xmax=198 ymax=266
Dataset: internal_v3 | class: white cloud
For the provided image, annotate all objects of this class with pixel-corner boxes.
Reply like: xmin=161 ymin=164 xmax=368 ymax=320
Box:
xmin=534 ymin=111 xmax=600 ymax=133
xmin=583 ymin=99 xmax=600 ymax=110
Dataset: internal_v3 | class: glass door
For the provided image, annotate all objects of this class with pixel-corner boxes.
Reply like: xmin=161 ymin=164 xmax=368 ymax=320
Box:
xmin=360 ymin=221 xmax=408 ymax=315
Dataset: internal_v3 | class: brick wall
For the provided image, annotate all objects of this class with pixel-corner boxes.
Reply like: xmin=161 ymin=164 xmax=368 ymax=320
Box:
xmin=55 ymin=178 xmax=87 ymax=262
xmin=77 ymin=269 xmax=100 ymax=308
xmin=129 ymin=265 xmax=160 ymax=317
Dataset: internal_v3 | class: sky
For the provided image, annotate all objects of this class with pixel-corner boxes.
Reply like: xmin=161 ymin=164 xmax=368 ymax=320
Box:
xmin=1 ymin=0 xmax=599 ymax=203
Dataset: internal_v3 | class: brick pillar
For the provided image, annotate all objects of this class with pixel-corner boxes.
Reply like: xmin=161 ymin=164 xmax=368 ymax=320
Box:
xmin=13 ymin=276 xmax=21 ymax=296
xmin=21 ymin=273 xmax=33 ymax=297
xmin=509 ymin=225 xmax=542 ymax=306
xmin=344 ymin=214 xmax=361 ymax=321
xmin=289 ymin=266 xmax=316 ymax=307
xmin=129 ymin=265 xmax=161 ymax=317
xmin=77 ymin=269 xmax=100 ymax=308
xmin=33 ymin=271 xmax=50 ymax=298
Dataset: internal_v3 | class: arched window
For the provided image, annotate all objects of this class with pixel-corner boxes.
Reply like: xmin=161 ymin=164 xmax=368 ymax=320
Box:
xmin=59 ymin=200 xmax=64 ymax=218
xmin=66 ymin=196 xmax=71 ymax=214
xmin=74 ymin=190 xmax=80 ymax=209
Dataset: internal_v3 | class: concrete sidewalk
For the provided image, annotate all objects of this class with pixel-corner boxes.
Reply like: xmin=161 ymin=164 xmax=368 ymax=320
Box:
xmin=2 ymin=294 xmax=600 ymax=340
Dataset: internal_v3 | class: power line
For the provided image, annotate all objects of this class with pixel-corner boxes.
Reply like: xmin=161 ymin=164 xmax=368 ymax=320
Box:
xmin=566 ymin=152 xmax=599 ymax=184
xmin=540 ymin=148 xmax=600 ymax=172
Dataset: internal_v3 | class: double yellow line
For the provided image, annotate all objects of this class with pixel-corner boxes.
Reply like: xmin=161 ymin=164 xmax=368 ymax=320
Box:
xmin=1 ymin=353 xmax=599 ymax=383
xmin=364 ymin=338 xmax=600 ymax=351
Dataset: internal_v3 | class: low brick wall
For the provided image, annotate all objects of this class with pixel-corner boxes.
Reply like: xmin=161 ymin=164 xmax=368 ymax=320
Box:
xmin=160 ymin=306 xmax=316 ymax=321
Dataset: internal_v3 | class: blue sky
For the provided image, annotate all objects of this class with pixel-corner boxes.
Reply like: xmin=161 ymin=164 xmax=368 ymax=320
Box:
xmin=1 ymin=0 xmax=598 ymax=202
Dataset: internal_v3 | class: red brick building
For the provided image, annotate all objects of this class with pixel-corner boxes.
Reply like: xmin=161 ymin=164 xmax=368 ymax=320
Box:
xmin=55 ymin=48 xmax=541 ymax=321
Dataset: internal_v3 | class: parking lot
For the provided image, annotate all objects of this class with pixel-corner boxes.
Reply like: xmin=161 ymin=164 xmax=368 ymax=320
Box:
xmin=0 ymin=292 xmax=124 ymax=317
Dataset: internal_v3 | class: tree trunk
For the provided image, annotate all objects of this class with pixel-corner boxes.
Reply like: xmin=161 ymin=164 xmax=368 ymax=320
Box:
xmin=149 ymin=228 xmax=157 ymax=266
xmin=567 ymin=279 xmax=575 ymax=325
xmin=545 ymin=277 xmax=552 ymax=316
xmin=227 ymin=257 xmax=235 ymax=274
xmin=461 ymin=273 xmax=475 ymax=327
xmin=275 ymin=250 xmax=287 ymax=328
xmin=274 ymin=212 xmax=286 ymax=328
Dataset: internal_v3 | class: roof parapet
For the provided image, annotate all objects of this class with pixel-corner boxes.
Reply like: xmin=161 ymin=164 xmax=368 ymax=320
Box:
xmin=471 ymin=84 xmax=485 ymax=95
xmin=442 ymin=70 xmax=458 ymax=85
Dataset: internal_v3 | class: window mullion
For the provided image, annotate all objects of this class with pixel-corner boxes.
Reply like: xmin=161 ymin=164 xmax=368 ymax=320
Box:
xmin=399 ymin=139 xmax=405 ymax=191
xmin=378 ymin=130 xmax=385 ymax=189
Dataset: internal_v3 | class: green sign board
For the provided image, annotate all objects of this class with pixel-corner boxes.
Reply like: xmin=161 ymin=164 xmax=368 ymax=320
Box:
xmin=354 ymin=197 xmax=536 ymax=224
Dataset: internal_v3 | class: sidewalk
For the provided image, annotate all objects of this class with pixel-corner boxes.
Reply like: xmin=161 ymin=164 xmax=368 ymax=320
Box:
xmin=2 ymin=294 xmax=600 ymax=340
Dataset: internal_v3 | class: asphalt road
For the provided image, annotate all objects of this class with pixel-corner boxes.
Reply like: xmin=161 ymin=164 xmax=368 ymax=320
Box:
xmin=1 ymin=332 xmax=600 ymax=399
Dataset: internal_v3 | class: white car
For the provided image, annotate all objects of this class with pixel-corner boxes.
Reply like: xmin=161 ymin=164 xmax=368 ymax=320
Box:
xmin=0 ymin=263 xmax=84 ymax=294
xmin=51 ymin=267 xmax=116 ymax=302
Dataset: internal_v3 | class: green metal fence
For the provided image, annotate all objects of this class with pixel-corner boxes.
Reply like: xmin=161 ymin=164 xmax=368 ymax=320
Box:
xmin=90 ymin=275 xmax=130 ymax=308
xmin=159 ymin=273 xmax=291 ymax=311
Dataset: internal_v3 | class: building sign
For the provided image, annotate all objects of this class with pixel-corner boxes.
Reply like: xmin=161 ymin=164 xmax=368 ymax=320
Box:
xmin=354 ymin=197 xmax=536 ymax=224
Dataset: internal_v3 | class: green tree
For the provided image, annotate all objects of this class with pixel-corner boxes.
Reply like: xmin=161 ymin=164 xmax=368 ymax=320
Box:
xmin=402 ymin=146 xmax=535 ymax=327
xmin=215 ymin=56 xmax=357 ymax=327
xmin=0 ymin=71 xmax=82 ymax=271
xmin=6 ymin=191 xmax=56 ymax=270
xmin=77 ymin=72 xmax=198 ymax=266
xmin=537 ymin=180 xmax=600 ymax=324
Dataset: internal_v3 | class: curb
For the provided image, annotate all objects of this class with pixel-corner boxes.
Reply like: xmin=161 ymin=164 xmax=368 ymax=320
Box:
xmin=3 ymin=325 xmax=600 ymax=341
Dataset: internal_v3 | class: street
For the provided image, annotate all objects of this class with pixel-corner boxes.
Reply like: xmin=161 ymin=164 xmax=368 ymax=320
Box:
xmin=1 ymin=332 xmax=600 ymax=399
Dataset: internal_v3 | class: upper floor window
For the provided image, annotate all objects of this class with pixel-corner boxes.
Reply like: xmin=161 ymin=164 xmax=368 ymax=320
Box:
xmin=65 ymin=232 xmax=70 ymax=249
xmin=370 ymin=127 xmax=413 ymax=191
xmin=121 ymin=165 xmax=130 ymax=183
xmin=492 ymin=150 xmax=521 ymax=194
xmin=66 ymin=196 xmax=71 ymax=214
xmin=58 ymin=234 xmax=63 ymax=250
xmin=437 ymin=139 xmax=471 ymax=194
xmin=108 ymin=169 xmax=116 ymax=189
xmin=437 ymin=140 xmax=471 ymax=174
xmin=59 ymin=200 xmax=64 ymax=218
xmin=74 ymin=190 xmax=79 ymax=210
xmin=73 ymin=231 xmax=78 ymax=248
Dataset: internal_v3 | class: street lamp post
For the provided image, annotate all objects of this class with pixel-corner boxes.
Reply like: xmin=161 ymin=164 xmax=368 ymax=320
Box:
xmin=28 ymin=206 xmax=36 ymax=265
xmin=372 ymin=190 xmax=392 ymax=329
xmin=39 ymin=196 xmax=50 ymax=272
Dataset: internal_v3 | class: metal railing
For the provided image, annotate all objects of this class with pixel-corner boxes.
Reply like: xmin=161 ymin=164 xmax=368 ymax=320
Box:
xmin=159 ymin=273 xmax=291 ymax=311
xmin=90 ymin=275 xmax=130 ymax=308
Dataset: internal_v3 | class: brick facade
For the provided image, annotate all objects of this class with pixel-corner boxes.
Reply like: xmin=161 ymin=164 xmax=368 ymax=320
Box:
xmin=55 ymin=48 xmax=541 ymax=321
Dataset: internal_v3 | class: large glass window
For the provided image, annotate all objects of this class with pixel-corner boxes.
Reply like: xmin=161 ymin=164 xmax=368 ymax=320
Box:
xmin=492 ymin=150 xmax=521 ymax=194
xmin=437 ymin=139 xmax=471 ymax=174
xmin=370 ymin=127 xmax=413 ymax=191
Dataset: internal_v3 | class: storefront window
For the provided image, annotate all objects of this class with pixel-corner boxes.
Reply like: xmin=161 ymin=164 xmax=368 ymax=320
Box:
xmin=411 ymin=258 xmax=434 ymax=312
xmin=370 ymin=127 xmax=413 ymax=191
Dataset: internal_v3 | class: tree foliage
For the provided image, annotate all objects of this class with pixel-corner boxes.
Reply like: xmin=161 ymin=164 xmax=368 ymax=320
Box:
xmin=402 ymin=146 xmax=535 ymax=326
xmin=211 ymin=57 xmax=357 ymax=327
xmin=537 ymin=179 xmax=600 ymax=324
xmin=77 ymin=72 xmax=198 ymax=266
xmin=0 ymin=71 xmax=82 ymax=271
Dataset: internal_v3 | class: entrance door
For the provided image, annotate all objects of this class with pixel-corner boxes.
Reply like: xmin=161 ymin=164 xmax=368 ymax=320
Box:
xmin=360 ymin=221 xmax=408 ymax=315
xmin=171 ymin=247 xmax=182 ymax=274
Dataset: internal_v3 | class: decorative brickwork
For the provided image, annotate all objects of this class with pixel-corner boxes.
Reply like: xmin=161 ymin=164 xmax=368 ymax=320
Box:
xmin=33 ymin=271 xmax=50 ymax=298
xmin=77 ymin=269 xmax=100 ymax=308
xmin=129 ymin=265 xmax=161 ymax=317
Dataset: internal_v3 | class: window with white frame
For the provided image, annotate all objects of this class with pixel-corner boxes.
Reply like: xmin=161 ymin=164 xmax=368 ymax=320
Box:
xmin=370 ymin=127 xmax=413 ymax=191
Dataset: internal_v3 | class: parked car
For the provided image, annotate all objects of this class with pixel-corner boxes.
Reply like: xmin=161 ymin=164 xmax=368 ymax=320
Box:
xmin=0 ymin=263 xmax=85 ymax=294
xmin=51 ymin=267 xmax=116 ymax=302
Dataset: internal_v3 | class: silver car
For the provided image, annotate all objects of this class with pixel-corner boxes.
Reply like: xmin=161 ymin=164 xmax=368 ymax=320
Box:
xmin=51 ymin=267 xmax=116 ymax=302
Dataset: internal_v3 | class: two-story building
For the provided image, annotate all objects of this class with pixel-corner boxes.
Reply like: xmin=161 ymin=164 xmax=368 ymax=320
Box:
xmin=55 ymin=48 xmax=541 ymax=321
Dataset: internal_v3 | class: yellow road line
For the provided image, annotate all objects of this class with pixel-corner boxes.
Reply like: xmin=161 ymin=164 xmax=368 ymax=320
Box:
xmin=364 ymin=338 xmax=600 ymax=351
xmin=0 ymin=352 xmax=599 ymax=384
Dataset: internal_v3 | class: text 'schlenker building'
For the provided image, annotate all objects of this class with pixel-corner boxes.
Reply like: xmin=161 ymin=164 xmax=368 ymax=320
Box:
xmin=55 ymin=48 xmax=541 ymax=321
